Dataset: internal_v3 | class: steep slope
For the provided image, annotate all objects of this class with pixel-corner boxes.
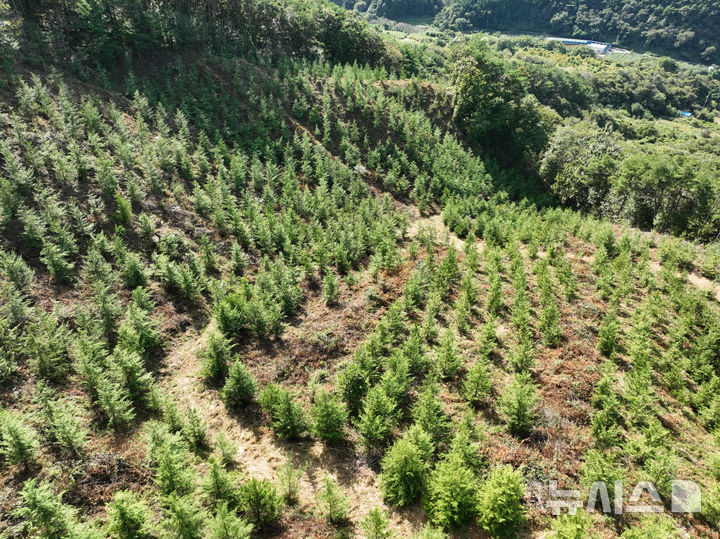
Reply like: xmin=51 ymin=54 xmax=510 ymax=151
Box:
xmin=1 ymin=2 xmax=720 ymax=538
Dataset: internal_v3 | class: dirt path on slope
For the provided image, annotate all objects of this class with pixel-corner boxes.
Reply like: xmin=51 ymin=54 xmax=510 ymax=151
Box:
xmin=157 ymin=298 xmax=428 ymax=536
xmin=406 ymin=213 xmax=467 ymax=251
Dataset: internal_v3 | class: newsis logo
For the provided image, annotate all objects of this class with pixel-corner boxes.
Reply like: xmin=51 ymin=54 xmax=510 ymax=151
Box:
xmin=536 ymin=479 xmax=702 ymax=515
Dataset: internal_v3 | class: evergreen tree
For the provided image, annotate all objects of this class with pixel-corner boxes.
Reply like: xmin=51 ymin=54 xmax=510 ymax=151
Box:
xmin=379 ymin=438 xmax=426 ymax=507
xmin=424 ymin=454 xmax=478 ymax=530
xmin=222 ymin=361 xmax=258 ymax=409
xmin=476 ymin=465 xmax=526 ymax=538
xmin=208 ymin=503 xmax=253 ymax=539
xmin=107 ymin=491 xmax=153 ymax=539
xmin=356 ymin=385 xmax=398 ymax=454
xmin=500 ymin=373 xmax=538 ymax=436
xmin=311 ymin=390 xmax=348 ymax=444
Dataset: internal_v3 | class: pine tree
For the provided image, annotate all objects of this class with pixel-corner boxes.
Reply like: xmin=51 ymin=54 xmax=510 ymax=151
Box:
xmin=355 ymin=385 xmax=398 ymax=454
xmin=14 ymin=479 xmax=79 ymax=539
xmin=436 ymin=330 xmax=461 ymax=380
xmin=411 ymin=382 xmax=449 ymax=444
xmin=597 ymin=309 xmax=619 ymax=358
xmin=361 ymin=507 xmax=393 ymax=539
xmin=310 ymin=390 xmax=348 ymax=444
xmin=201 ymin=330 xmax=232 ymax=383
xmin=424 ymin=453 xmax=478 ymax=530
xmin=258 ymin=384 xmax=307 ymax=440
xmin=207 ymin=503 xmax=253 ymax=539
xmin=379 ymin=438 xmax=426 ymax=507
xmin=107 ymin=491 xmax=153 ymax=539
xmin=238 ymin=478 xmax=283 ymax=530
xmin=163 ymin=495 xmax=205 ymax=539
xmin=202 ymin=458 xmax=240 ymax=508
xmin=97 ymin=379 xmax=135 ymax=431
xmin=0 ymin=411 xmax=38 ymax=468
xmin=316 ymin=476 xmax=349 ymax=525
xmin=476 ymin=465 xmax=525 ymax=538
xmin=463 ymin=360 xmax=492 ymax=405
xmin=182 ymin=407 xmax=209 ymax=451
xmin=500 ymin=373 xmax=538 ymax=436
xmin=276 ymin=455 xmax=307 ymax=504
xmin=322 ymin=271 xmax=340 ymax=306
xmin=222 ymin=361 xmax=258 ymax=409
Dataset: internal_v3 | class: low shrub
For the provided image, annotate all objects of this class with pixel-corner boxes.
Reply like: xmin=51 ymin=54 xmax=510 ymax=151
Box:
xmin=316 ymin=476 xmax=349 ymax=525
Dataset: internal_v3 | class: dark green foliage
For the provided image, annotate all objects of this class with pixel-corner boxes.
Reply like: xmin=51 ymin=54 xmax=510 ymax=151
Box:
xmin=337 ymin=360 xmax=370 ymax=417
xmin=25 ymin=313 xmax=71 ymax=382
xmin=380 ymin=437 xmax=427 ymax=507
xmin=13 ymin=479 xmax=79 ymax=539
xmin=37 ymin=391 xmax=87 ymax=457
xmin=500 ymin=373 xmax=538 ymax=436
xmin=163 ymin=495 xmax=206 ymax=539
xmin=238 ymin=478 xmax=283 ymax=530
xmin=258 ymin=384 xmax=307 ymax=440
xmin=222 ymin=361 xmax=258 ymax=409
xmin=310 ymin=390 xmax=348 ymax=444
xmin=436 ymin=0 xmax=719 ymax=65
xmin=476 ymin=465 xmax=526 ymax=538
xmin=451 ymin=43 xmax=551 ymax=160
xmin=355 ymin=383 xmax=398 ymax=454
xmin=208 ymin=503 xmax=253 ymax=539
xmin=201 ymin=331 xmax=232 ymax=383
xmin=107 ymin=491 xmax=154 ymax=539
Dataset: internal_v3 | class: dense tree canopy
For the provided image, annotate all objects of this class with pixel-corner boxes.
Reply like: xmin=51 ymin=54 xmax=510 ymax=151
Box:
xmin=435 ymin=0 xmax=720 ymax=64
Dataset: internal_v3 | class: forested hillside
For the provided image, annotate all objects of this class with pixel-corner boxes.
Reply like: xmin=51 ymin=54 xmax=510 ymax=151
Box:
xmin=338 ymin=0 xmax=720 ymax=64
xmin=1 ymin=0 xmax=720 ymax=538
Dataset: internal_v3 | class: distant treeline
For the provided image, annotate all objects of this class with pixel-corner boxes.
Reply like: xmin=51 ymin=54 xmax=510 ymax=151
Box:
xmin=3 ymin=0 xmax=398 ymax=74
xmin=337 ymin=0 xmax=720 ymax=64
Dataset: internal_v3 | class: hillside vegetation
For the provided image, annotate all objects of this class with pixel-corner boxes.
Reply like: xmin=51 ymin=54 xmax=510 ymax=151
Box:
xmin=338 ymin=0 xmax=720 ymax=64
xmin=1 ymin=1 xmax=720 ymax=538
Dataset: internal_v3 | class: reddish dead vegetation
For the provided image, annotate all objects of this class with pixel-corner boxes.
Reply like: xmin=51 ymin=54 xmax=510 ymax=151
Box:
xmin=239 ymin=253 xmax=427 ymax=389
xmin=64 ymin=453 xmax=152 ymax=515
